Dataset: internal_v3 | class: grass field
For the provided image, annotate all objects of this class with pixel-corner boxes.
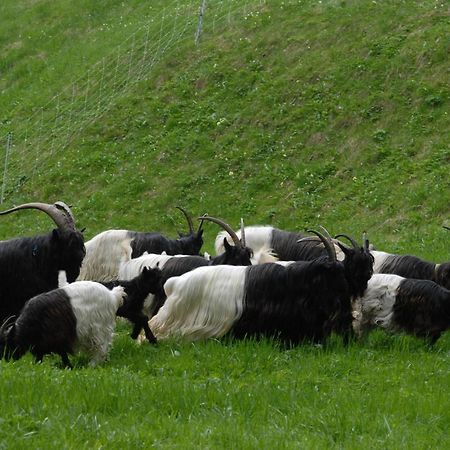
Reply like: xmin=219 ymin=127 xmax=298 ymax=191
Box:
xmin=0 ymin=328 xmax=449 ymax=449
xmin=0 ymin=0 xmax=449 ymax=448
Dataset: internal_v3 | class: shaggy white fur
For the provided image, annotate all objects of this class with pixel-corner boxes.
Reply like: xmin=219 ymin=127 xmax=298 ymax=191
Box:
xmin=370 ymin=251 xmax=392 ymax=273
xmin=214 ymin=226 xmax=273 ymax=259
xmin=149 ymin=265 xmax=246 ymax=341
xmin=77 ymin=230 xmax=132 ymax=281
xmin=352 ymin=273 xmax=403 ymax=336
xmin=63 ymin=281 xmax=125 ymax=365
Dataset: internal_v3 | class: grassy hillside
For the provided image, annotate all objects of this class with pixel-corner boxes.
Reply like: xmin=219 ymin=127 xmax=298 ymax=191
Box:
xmin=0 ymin=0 xmax=449 ymax=258
xmin=0 ymin=2 xmax=449 ymax=448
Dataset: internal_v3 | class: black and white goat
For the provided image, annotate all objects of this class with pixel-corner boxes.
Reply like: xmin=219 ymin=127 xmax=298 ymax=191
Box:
xmin=0 ymin=202 xmax=86 ymax=323
xmin=0 ymin=281 xmax=125 ymax=368
xmin=371 ymin=250 xmax=450 ymax=290
xmin=101 ymin=266 xmax=163 ymax=344
xmin=353 ymin=273 xmax=450 ymax=344
xmin=78 ymin=207 xmax=204 ymax=281
xmin=150 ymin=230 xmax=373 ymax=344
xmin=215 ymin=225 xmax=345 ymax=263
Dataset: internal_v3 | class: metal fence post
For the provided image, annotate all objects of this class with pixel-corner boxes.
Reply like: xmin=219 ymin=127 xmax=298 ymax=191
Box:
xmin=195 ymin=0 xmax=207 ymax=45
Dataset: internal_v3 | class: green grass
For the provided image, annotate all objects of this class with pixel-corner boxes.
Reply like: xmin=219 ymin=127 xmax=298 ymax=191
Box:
xmin=0 ymin=0 xmax=449 ymax=447
xmin=0 ymin=328 xmax=449 ymax=449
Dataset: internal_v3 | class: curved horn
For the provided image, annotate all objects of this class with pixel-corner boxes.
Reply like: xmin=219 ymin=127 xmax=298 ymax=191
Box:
xmin=0 ymin=315 xmax=15 ymax=335
xmin=306 ymin=229 xmax=336 ymax=261
xmin=240 ymin=218 xmax=246 ymax=247
xmin=443 ymin=226 xmax=450 ymax=232
xmin=197 ymin=215 xmax=242 ymax=248
xmin=0 ymin=202 xmax=76 ymax=232
xmin=54 ymin=201 xmax=76 ymax=223
xmin=176 ymin=207 xmax=194 ymax=234
xmin=334 ymin=233 xmax=359 ymax=249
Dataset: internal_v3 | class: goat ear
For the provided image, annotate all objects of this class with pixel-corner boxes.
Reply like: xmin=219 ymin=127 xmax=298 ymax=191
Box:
xmin=336 ymin=242 xmax=351 ymax=256
xmin=52 ymin=229 xmax=61 ymax=240
xmin=223 ymin=238 xmax=232 ymax=251
xmin=142 ymin=266 xmax=149 ymax=274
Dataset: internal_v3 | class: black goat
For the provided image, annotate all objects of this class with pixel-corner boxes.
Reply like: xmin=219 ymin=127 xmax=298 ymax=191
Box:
xmin=101 ymin=266 xmax=163 ymax=344
xmin=0 ymin=202 xmax=85 ymax=323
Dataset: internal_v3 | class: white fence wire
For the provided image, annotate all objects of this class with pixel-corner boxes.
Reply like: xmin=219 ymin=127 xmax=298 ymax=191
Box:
xmin=0 ymin=0 xmax=268 ymax=203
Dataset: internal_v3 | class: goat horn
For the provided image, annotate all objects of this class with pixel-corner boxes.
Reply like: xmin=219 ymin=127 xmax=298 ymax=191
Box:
xmin=176 ymin=207 xmax=194 ymax=234
xmin=240 ymin=218 xmax=246 ymax=247
xmin=306 ymin=228 xmax=337 ymax=261
xmin=54 ymin=201 xmax=76 ymax=223
xmin=443 ymin=226 xmax=450 ymax=231
xmin=197 ymin=213 xmax=207 ymax=233
xmin=335 ymin=233 xmax=359 ymax=249
xmin=197 ymin=215 xmax=242 ymax=248
xmin=0 ymin=202 xmax=76 ymax=232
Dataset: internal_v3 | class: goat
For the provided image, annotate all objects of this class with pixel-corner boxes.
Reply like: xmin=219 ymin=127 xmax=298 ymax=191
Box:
xmin=101 ymin=267 xmax=163 ymax=344
xmin=150 ymin=230 xmax=373 ymax=344
xmin=353 ymin=273 xmax=450 ymax=345
xmin=371 ymin=250 xmax=450 ymax=290
xmin=78 ymin=207 xmax=204 ymax=281
xmin=0 ymin=202 xmax=86 ymax=324
xmin=215 ymin=225 xmax=345 ymax=263
xmin=0 ymin=281 xmax=125 ymax=368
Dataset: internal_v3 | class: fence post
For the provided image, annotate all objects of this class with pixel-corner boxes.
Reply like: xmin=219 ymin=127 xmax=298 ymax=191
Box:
xmin=195 ymin=0 xmax=206 ymax=45
xmin=1 ymin=132 xmax=12 ymax=204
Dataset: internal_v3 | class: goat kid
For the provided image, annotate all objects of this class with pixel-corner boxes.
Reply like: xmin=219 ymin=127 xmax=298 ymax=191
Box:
xmin=101 ymin=267 xmax=163 ymax=344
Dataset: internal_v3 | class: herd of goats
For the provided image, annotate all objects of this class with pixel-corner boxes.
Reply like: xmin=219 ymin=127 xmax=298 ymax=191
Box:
xmin=0 ymin=201 xmax=448 ymax=368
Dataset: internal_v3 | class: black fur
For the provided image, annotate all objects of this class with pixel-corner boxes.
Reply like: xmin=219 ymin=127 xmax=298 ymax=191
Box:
xmin=393 ymin=278 xmax=450 ymax=344
xmin=101 ymin=267 xmax=162 ymax=344
xmin=0 ymin=229 xmax=85 ymax=323
xmin=129 ymin=229 xmax=204 ymax=258
xmin=230 ymin=258 xmax=351 ymax=344
xmin=339 ymin=244 xmax=374 ymax=298
xmin=435 ymin=263 xmax=450 ymax=290
xmin=377 ymin=252 xmax=450 ymax=291
xmin=271 ymin=228 xmax=328 ymax=261
xmin=378 ymin=254 xmax=436 ymax=281
xmin=228 ymin=239 xmax=373 ymax=344
xmin=0 ymin=289 xmax=77 ymax=367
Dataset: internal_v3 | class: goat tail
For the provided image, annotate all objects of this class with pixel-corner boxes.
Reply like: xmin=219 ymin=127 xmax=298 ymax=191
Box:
xmin=119 ymin=238 xmax=133 ymax=265
xmin=252 ymin=246 xmax=279 ymax=264
xmin=58 ymin=270 xmax=69 ymax=288
xmin=111 ymin=286 xmax=127 ymax=309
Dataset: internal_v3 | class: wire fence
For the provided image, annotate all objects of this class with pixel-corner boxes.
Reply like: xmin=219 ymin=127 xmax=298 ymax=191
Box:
xmin=0 ymin=0 xmax=268 ymax=203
